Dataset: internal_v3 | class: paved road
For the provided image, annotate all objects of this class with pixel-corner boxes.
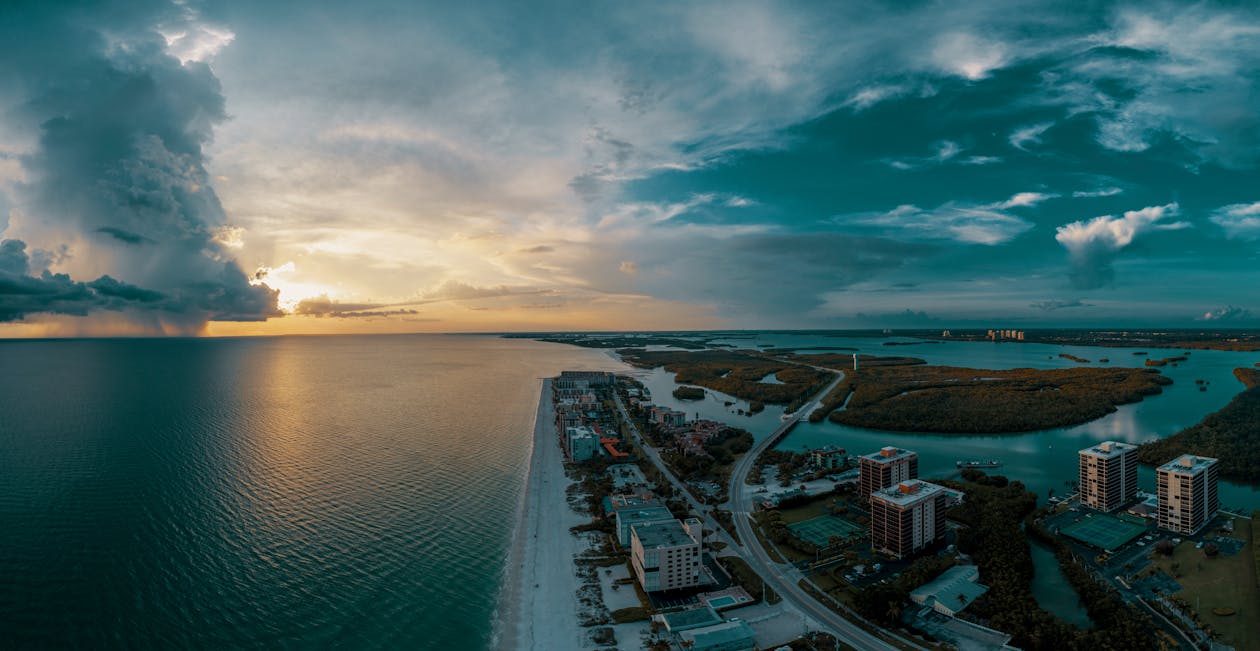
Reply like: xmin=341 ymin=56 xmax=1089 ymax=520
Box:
xmin=723 ymin=373 xmax=919 ymax=651
xmin=617 ymin=370 xmax=918 ymax=651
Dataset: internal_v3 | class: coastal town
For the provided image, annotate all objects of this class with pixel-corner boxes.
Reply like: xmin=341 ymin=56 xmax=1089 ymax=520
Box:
xmin=507 ymin=368 xmax=1259 ymax=651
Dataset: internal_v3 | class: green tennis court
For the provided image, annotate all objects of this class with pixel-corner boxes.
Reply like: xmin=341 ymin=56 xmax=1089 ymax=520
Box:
xmin=1061 ymin=514 xmax=1147 ymax=550
xmin=788 ymin=515 xmax=864 ymax=548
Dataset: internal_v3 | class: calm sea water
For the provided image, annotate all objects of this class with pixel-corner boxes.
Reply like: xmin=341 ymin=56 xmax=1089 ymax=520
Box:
xmin=0 ymin=335 xmax=620 ymax=649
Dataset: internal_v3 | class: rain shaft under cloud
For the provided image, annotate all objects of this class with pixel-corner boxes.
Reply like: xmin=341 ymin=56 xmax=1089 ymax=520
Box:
xmin=0 ymin=0 xmax=278 ymax=330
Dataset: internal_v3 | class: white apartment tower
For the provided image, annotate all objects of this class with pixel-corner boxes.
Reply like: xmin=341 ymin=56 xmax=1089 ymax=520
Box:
xmin=1078 ymin=441 xmax=1139 ymax=512
xmin=1156 ymin=455 xmax=1220 ymax=535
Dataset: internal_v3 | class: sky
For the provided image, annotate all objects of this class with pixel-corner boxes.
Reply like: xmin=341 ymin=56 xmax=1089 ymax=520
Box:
xmin=2 ymin=0 xmax=1260 ymax=336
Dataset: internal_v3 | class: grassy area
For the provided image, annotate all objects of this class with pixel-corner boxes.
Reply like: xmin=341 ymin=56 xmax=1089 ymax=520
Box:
xmin=1147 ymin=517 xmax=1260 ymax=650
xmin=610 ymin=606 xmax=650 ymax=623
xmin=617 ymin=349 xmax=835 ymax=405
xmin=718 ymin=556 xmax=781 ymax=605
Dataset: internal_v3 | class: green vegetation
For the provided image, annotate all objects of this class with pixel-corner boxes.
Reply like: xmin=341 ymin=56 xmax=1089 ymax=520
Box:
xmin=1137 ymin=368 xmax=1260 ymax=481
xmin=944 ymin=473 xmax=1156 ymax=650
xmin=610 ymin=606 xmax=650 ymax=623
xmin=671 ymin=385 xmax=705 ymax=400
xmin=619 ymin=349 xmax=835 ymax=405
xmin=1141 ymin=517 xmax=1260 ymax=650
xmin=1144 ymin=355 xmax=1188 ymax=367
xmin=717 ymin=556 xmax=780 ymax=604
xmin=828 ymin=364 xmax=1171 ymax=434
xmin=853 ymin=555 xmax=956 ymax=624
xmin=1059 ymin=354 xmax=1091 ymax=363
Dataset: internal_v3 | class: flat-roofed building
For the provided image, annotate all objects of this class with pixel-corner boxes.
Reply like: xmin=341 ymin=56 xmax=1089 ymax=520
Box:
xmin=1079 ymin=441 xmax=1139 ymax=512
xmin=811 ymin=446 xmax=847 ymax=470
xmin=869 ymin=480 xmax=949 ymax=559
xmin=565 ymin=426 xmax=599 ymax=462
xmin=859 ymin=446 xmax=918 ymax=500
xmin=631 ymin=518 xmax=702 ymax=592
xmin=1157 ymin=455 xmax=1220 ymax=534
xmin=616 ymin=506 xmax=675 ymax=547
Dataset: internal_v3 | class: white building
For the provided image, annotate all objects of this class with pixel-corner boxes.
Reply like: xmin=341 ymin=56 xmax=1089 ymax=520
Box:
xmin=631 ymin=518 xmax=703 ymax=592
xmin=1157 ymin=455 xmax=1220 ymax=534
xmin=1079 ymin=441 xmax=1139 ymax=512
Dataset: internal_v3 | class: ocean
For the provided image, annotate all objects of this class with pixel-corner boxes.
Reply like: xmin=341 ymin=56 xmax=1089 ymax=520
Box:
xmin=0 ymin=335 xmax=621 ymax=649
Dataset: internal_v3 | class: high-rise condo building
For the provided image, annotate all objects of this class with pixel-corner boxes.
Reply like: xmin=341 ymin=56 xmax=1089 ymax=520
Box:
xmin=1078 ymin=441 xmax=1139 ymax=512
xmin=1156 ymin=455 xmax=1219 ymax=534
xmin=869 ymin=480 xmax=950 ymax=559
xmin=859 ymin=446 xmax=918 ymax=500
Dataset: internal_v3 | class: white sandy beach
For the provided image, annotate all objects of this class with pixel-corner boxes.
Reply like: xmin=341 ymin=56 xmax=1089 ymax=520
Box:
xmin=496 ymin=379 xmax=589 ymax=651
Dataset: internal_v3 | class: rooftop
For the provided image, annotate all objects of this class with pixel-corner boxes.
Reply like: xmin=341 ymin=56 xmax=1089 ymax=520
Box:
xmin=871 ymin=480 xmax=946 ymax=506
xmin=660 ymin=606 xmax=722 ymax=632
xmin=1080 ymin=440 xmax=1137 ymax=459
xmin=910 ymin=565 xmax=988 ymax=614
xmin=618 ymin=507 xmax=674 ymax=527
xmin=677 ymin=620 xmax=757 ymax=649
xmin=632 ymin=519 xmax=697 ymax=548
xmin=860 ymin=446 xmax=916 ymax=464
xmin=1158 ymin=454 xmax=1219 ymax=474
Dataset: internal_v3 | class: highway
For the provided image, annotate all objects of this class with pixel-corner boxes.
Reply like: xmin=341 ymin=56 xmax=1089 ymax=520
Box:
xmin=616 ymin=370 xmax=920 ymax=651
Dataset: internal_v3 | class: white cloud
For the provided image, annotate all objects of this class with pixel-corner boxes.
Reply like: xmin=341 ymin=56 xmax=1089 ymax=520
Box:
xmin=991 ymin=192 xmax=1056 ymax=209
xmin=929 ymin=32 xmax=1010 ymax=80
xmin=1009 ymin=122 xmax=1053 ymax=150
xmin=844 ymin=85 xmax=907 ymax=111
xmin=1055 ymin=203 xmax=1186 ymax=253
xmin=1072 ymin=187 xmax=1123 ymax=198
xmin=853 ymin=202 xmax=1033 ymax=245
xmin=1210 ymin=201 xmax=1260 ymax=239
xmin=1055 ymin=203 xmax=1189 ymax=288
xmin=1197 ymin=305 xmax=1252 ymax=321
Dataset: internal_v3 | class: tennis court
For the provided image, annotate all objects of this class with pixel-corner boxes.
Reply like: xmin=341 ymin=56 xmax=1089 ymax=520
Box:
xmin=1061 ymin=514 xmax=1147 ymax=550
xmin=788 ymin=515 xmax=864 ymax=548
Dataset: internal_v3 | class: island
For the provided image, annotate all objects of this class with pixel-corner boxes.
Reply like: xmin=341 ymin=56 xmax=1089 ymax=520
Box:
xmin=799 ymin=354 xmax=1171 ymax=434
xmin=617 ymin=349 xmax=835 ymax=410
xmin=1137 ymin=368 xmax=1260 ymax=481
xmin=671 ymin=385 xmax=706 ymax=401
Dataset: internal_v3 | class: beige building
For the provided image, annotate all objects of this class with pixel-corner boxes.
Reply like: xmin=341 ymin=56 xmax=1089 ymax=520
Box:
xmin=859 ymin=446 xmax=918 ymax=500
xmin=1157 ymin=455 xmax=1220 ymax=534
xmin=630 ymin=518 xmax=703 ymax=592
xmin=869 ymin=480 xmax=949 ymax=559
xmin=1078 ymin=441 xmax=1139 ymax=512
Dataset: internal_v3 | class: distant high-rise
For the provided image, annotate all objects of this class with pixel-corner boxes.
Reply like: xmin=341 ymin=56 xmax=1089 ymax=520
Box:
xmin=1157 ymin=455 xmax=1220 ymax=534
xmin=859 ymin=446 xmax=918 ymax=500
xmin=869 ymin=480 xmax=949 ymax=559
xmin=1078 ymin=441 xmax=1138 ymax=512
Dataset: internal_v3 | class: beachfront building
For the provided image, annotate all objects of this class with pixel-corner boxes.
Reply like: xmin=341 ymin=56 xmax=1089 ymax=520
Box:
xmin=630 ymin=518 xmax=703 ymax=592
xmin=1157 ymin=455 xmax=1220 ymax=534
xmin=869 ymin=480 xmax=949 ymax=559
xmin=811 ymin=446 xmax=847 ymax=471
xmin=910 ymin=565 xmax=988 ymax=617
xmin=1079 ymin=441 xmax=1139 ymax=512
xmin=555 ymin=370 xmax=615 ymax=389
xmin=616 ymin=506 xmax=675 ymax=547
xmin=565 ymin=426 xmax=599 ymax=462
xmin=859 ymin=446 xmax=919 ymax=501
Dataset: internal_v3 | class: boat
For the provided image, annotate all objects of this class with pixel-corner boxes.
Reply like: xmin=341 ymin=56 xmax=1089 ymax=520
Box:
xmin=957 ymin=459 xmax=1002 ymax=468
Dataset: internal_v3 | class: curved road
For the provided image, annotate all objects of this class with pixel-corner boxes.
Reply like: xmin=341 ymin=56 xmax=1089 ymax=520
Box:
xmin=617 ymin=370 xmax=921 ymax=651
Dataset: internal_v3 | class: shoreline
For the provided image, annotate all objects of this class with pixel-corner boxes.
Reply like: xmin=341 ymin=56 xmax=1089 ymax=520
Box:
xmin=493 ymin=378 xmax=587 ymax=651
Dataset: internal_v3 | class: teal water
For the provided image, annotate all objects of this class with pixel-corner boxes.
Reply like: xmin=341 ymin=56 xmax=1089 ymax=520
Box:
xmin=0 ymin=335 xmax=620 ymax=649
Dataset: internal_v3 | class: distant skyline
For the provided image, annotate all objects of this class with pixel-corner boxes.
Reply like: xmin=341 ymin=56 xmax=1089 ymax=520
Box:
xmin=3 ymin=0 xmax=1260 ymax=336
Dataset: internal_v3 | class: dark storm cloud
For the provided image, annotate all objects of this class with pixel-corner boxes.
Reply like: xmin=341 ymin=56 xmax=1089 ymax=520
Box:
xmin=95 ymin=227 xmax=154 ymax=245
xmin=0 ymin=0 xmax=279 ymax=325
xmin=1030 ymin=298 xmax=1091 ymax=311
